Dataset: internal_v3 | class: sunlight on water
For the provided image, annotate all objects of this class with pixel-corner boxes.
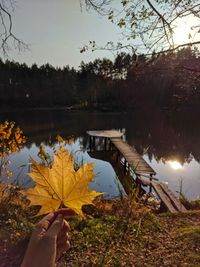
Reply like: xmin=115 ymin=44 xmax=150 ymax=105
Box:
xmin=167 ymin=160 xmax=183 ymax=170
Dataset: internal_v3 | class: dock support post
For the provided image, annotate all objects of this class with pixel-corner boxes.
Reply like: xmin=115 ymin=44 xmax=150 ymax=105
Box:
xmin=92 ymin=136 xmax=96 ymax=151
xmin=116 ymin=150 xmax=119 ymax=163
xmin=136 ymin=175 xmax=143 ymax=196
xmin=108 ymin=139 xmax=112 ymax=151
xmin=149 ymin=174 xmax=153 ymax=193
xmin=104 ymin=137 xmax=107 ymax=151
xmin=89 ymin=136 xmax=92 ymax=151
xmin=127 ymin=165 xmax=130 ymax=176
xmin=124 ymin=160 xmax=126 ymax=174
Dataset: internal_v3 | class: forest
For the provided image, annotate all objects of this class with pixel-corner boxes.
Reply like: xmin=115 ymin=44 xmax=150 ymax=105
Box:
xmin=1 ymin=47 xmax=200 ymax=110
xmin=1 ymin=1 xmax=200 ymax=266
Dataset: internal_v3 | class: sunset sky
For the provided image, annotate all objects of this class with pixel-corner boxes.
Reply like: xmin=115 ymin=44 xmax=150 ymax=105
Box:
xmin=9 ymin=0 xmax=122 ymax=69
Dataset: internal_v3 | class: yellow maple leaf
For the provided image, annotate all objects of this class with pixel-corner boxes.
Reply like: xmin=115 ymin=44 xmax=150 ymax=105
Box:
xmin=22 ymin=147 xmax=102 ymax=216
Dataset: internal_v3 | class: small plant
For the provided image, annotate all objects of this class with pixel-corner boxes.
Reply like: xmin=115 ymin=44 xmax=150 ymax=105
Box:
xmin=180 ymin=194 xmax=200 ymax=210
xmin=37 ymin=135 xmax=74 ymax=166
xmin=0 ymin=120 xmax=26 ymax=178
xmin=0 ymin=121 xmax=26 ymax=207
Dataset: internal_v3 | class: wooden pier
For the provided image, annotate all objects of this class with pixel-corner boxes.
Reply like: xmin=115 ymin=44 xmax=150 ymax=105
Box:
xmin=87 ymin=130 xmax=187 ymax=213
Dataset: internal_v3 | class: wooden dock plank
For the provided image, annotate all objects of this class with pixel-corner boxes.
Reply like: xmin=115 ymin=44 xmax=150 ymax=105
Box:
xmin=152 ymin=182 xmax=178 ymax=213
xmin=87 ymin=130 xmax=123 ymax=138
xmin=87 ymin=129 xmax=187 ymax=213
xmin=137 ymin=177 xmax=151 ymax=186
xmin=110 ymin=138 xmax=156 ymax=175
xmin=160 ymin=183 xmax=187 ymax=212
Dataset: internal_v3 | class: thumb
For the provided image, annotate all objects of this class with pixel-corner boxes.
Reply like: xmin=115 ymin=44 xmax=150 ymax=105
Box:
xmin=46 ymin=214 xmax=64 ymax=237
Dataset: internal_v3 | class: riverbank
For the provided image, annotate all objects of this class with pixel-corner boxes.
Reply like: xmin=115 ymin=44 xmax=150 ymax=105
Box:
xmin=0 ymin=198 xmax=199 ymax=267
xmin=1 ymin=104 xmax=200 ymax=113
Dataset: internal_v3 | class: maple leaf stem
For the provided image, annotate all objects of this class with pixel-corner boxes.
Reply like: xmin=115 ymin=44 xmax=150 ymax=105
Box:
xmin=59 ymin=202 xmax=65 ymax=209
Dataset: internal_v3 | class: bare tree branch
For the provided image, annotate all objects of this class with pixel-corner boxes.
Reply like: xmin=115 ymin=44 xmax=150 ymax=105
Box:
xmin=146 ymin=40 xmax=200 ymax=56
xmin=82 ymin=0 xmax=112 ymax=15
xmin=0 ymin=0 xmax=28 ymax=56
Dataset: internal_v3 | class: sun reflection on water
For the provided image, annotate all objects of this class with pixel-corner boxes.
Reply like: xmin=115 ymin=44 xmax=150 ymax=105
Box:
xmin=168 ymin=160 xmax=183 ymax=170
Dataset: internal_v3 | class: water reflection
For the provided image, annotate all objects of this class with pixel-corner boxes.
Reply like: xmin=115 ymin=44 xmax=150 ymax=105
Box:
xmin=0 ymin=109 xmax=200 ymax=199
xmin=167 ymin=160 xmax=183 ymax=170
xmin=5 ymin=140 xmax=124 ymax=199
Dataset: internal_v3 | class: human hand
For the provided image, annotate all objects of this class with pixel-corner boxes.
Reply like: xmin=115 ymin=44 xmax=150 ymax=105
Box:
xmin=21 ymin=209 xmax=75 ymax=267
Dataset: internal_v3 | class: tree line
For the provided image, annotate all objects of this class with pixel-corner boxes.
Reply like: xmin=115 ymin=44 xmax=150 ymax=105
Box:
xmin=1 ymin=47 xmax=200 ymax=110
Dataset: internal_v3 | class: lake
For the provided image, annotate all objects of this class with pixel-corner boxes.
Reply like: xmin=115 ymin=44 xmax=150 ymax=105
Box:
xmin=0 ymin=109 xmax=200 ymax=200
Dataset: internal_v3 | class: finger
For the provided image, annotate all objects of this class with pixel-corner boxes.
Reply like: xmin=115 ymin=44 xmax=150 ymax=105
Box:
xmin=62 ymin=240 xmax=70 ymax=251
xmin=35 ymin=212 xmax=55 ymax=233
xmin=57 ymin=224 xmax=70 ymax=242
xmin=56 ymin=240 xmax=71 ymax=261
xmin=46 ymin=214 xmax=64 ymax=237
xmin=57 ymin=223 xmax=70 ymax=243
xmin=60 ymin=220 xmax=71 ymax=234
xmin=57 ymin=232 xmax=70 ymax=246
xmin=60 ymin=240 xmax=71 ymax=252
xmin=54 ymin=208 xmax=76 ymax=219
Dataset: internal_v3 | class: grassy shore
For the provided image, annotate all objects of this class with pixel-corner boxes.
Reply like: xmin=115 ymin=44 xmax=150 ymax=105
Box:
xmin=0 ymin=198 xmax=199 ymax=267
